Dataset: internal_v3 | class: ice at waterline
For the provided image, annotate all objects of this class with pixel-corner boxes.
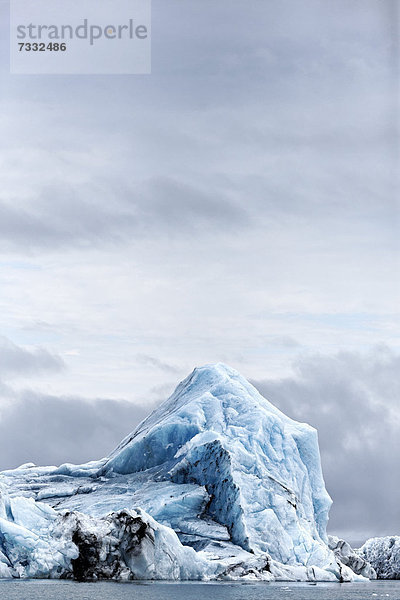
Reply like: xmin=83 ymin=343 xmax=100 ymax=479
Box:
xmin=0 ymin=363 xmax=380 ymax=581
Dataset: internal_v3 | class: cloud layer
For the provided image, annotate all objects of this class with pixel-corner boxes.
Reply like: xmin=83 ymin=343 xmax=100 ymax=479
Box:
xmin=0 ymin=336 xmax=64 ymax=378
xmin=0 ymin=0 xmax=398 ymax=548
xmin=0 ymin=391 xmax=148 ymax=471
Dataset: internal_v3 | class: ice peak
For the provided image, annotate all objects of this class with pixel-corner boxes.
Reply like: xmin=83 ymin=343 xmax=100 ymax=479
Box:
xmin=108 ymin=362 xmax=289 ymax=465
xmin=190 ymin=362 xmax=240 ymax=378
xmin=102 ymin=362 xmax=332 ymax=560
xmin=182 ymin=362 xmax=246 ymax=391
xmin=175 ymin=362 xmax=251 ymax=401
xmin=172 ymin=362 xmax=285 ymax=420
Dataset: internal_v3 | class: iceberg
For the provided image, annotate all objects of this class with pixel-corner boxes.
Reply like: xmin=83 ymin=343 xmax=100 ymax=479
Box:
xmin=0 ymin=363 xmax=367 ymax=581
xmin=328 ymin=536 xmax=376 ymax=579
xmin=359 ymin=537 xmax=400 ymax=579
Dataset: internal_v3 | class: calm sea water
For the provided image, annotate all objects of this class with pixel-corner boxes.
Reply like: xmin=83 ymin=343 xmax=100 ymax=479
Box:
xmin=0 ymin=581 xmax=399 ymax=600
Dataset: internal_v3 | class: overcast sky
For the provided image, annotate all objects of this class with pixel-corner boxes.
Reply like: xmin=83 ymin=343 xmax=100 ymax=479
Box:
xmin=0 ymin=0 xmax=399 ymax=546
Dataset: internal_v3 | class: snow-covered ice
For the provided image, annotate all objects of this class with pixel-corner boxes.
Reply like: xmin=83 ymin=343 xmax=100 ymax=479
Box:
xmin=0 ymin=363 xmax=373 ymax=581
xmin=359 ymin=536 xmax=400 ymax=579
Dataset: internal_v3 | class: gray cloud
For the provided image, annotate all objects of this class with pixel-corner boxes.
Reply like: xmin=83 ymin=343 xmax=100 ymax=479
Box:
xmin=0 ymin=2 xmax=397 ymax=257
xmin=137 ymin=177 xmax=249 ymax=235
xmin=0 ymin=336 xmax=64 ymax=378
xmin=0 ymin=338 xmax=152 ymax=471
xmin=252 ymin=346 xmax=400 ymax=546
xmin=0 ymin=176 xmax=249 ymax=253
xmin=0 ymin=390 xmax=151 ymax=472
xmin=136 ymin=353 xmax=182 ymax=374
xmin=265 ymin=336 xmax=301 ymax=349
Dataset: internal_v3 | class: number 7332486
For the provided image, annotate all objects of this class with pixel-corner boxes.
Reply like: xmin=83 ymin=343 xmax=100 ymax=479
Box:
xmin=18 ymin=42 xmax=67 ymax=51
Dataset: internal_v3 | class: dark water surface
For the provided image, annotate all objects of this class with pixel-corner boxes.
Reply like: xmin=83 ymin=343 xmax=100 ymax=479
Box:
xmin=0 ymin=581 xmax=399 ymax=600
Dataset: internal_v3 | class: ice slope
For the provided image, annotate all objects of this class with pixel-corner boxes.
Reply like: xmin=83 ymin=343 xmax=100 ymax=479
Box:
xmin=0 ymin=363 xmax=359 ymax=581
xmin=359 ymin=537 xmax=400 ymax=579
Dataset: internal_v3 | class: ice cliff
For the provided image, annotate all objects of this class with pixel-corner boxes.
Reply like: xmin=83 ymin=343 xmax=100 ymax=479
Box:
xmin=0 ymin=363 xmax=368 ymax=581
